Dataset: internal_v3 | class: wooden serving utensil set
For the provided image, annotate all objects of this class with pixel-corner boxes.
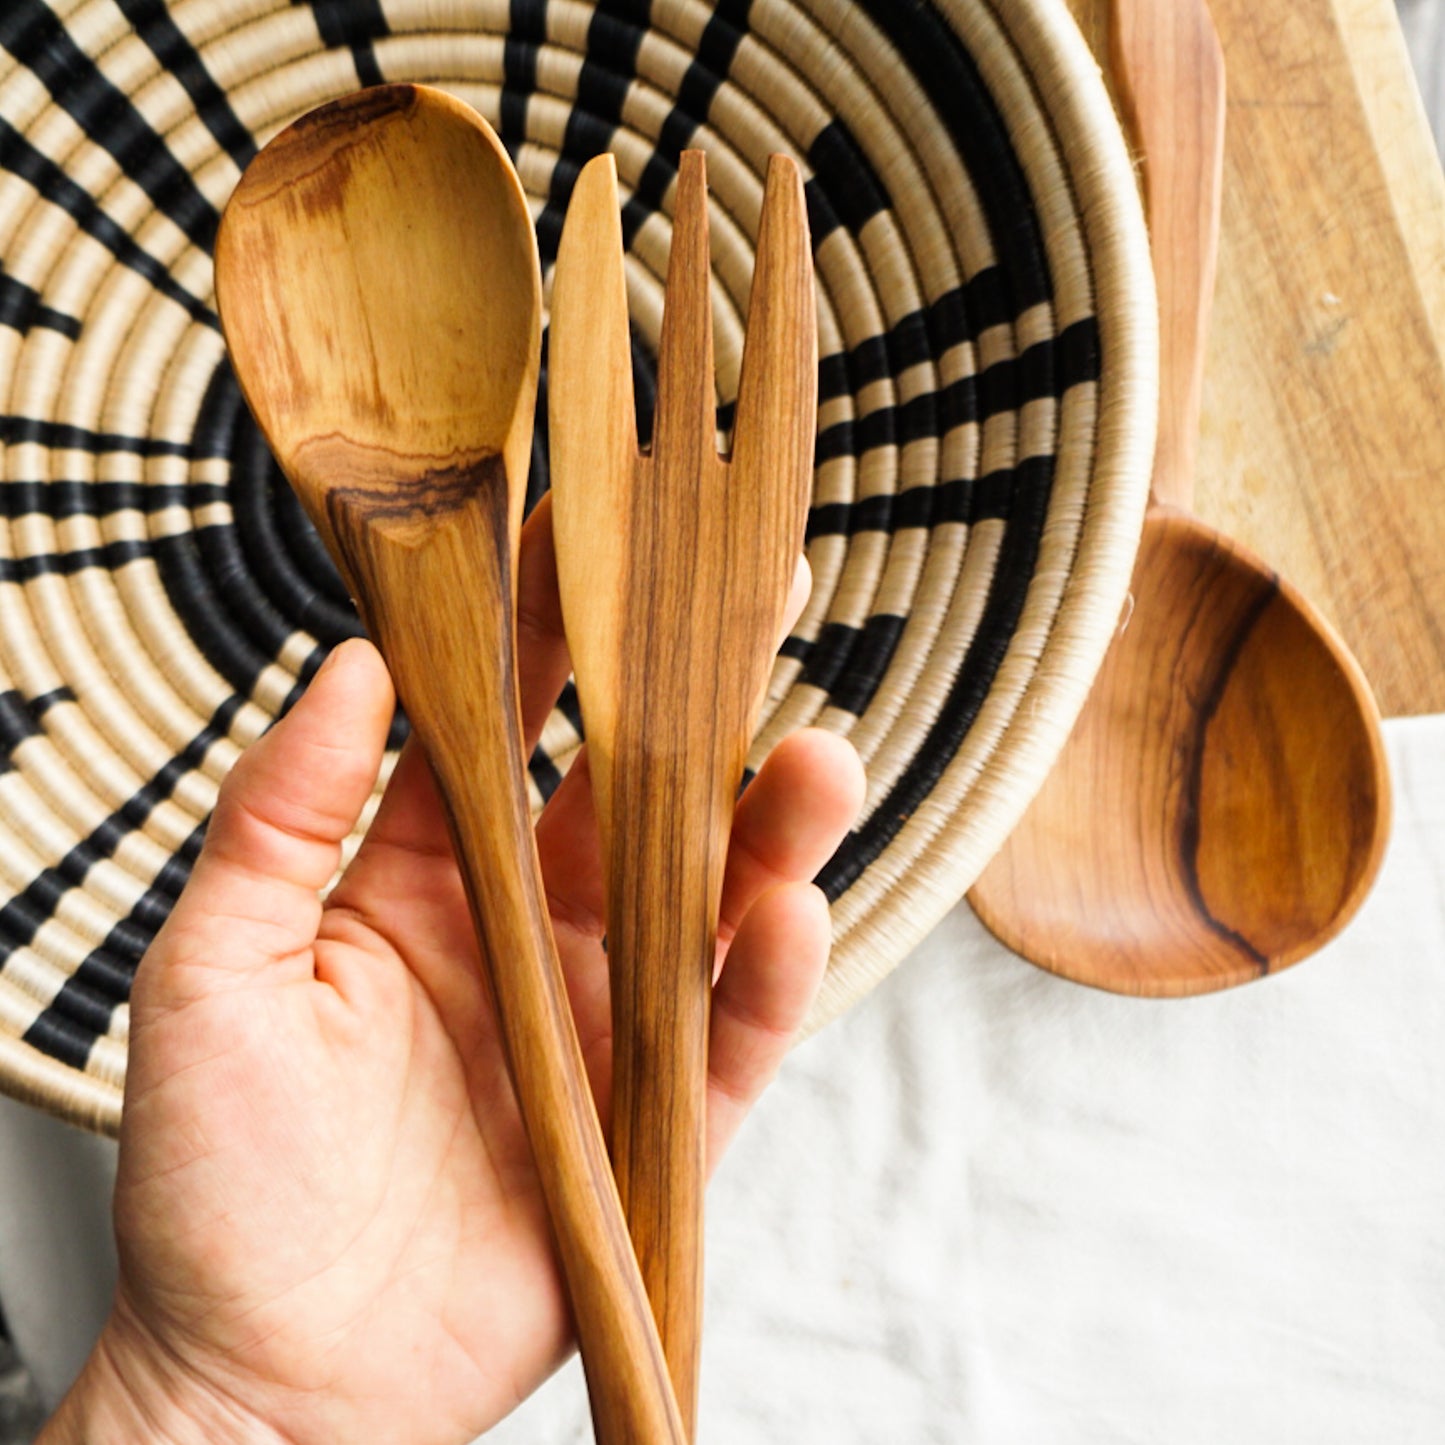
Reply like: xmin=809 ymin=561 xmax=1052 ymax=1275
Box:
xmin=211 ymin=0 xmax=1392 ymax=1428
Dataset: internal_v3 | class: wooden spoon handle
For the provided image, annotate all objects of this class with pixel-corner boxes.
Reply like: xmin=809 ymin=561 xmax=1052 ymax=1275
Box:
xmin=327 ymin=481 xmax=686 ymax=1445
xmin=1110 ymin=0 xmax=1226 ymax=512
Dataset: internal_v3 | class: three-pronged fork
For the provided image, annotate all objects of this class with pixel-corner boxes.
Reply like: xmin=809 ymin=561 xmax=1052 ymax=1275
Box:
xmin=549 ymin=149 xmax=817 ymax=1435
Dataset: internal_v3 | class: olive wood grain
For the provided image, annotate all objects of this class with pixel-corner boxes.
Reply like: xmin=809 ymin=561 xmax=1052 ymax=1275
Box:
xmin=549 ymin=151 xmax=816 ymax=1433
xmin=213 ymin=84 xmax=684 ymax=1444
xmin=968 ymin=0 xmax=1391 ymax=994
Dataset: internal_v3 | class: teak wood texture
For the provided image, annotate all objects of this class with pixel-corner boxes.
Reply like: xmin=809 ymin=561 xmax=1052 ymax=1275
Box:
xmin=969 ymin=0 xmax=1391 ymax=995
xmin=213 ymin=84 xmax=685 ymax=1444
xmin=549 ymin=151 xmax=816 ymax=1433
xmin=1067 ymin=0 xmax=1445 ymax=718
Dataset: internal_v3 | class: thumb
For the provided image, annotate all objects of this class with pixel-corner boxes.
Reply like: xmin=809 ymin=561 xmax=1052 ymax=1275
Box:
xmin=140 ymin=639 xmax=395 ymax=1002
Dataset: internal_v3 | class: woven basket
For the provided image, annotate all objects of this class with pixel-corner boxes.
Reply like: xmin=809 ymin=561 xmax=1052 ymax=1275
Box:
xmin=0 ymin=0 xmax=1155 ymax=1135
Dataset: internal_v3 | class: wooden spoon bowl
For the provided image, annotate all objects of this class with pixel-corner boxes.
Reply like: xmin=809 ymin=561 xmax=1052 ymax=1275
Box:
xmin=974 ymin=506 xmax=1389 ymax=993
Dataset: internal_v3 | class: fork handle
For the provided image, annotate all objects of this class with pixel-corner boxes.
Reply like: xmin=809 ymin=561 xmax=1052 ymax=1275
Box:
xmin=603 ymin=727 xmax=736 ymax=1431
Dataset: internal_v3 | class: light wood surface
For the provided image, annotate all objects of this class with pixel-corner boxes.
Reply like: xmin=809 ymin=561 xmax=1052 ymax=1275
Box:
xmin=213 ymin=85 xmax=685 ymax=1445
xmin=549 ymin=151 xmax=816 ymax=1434
xmin=969 ymin=0 xmax=1391 ymax=994
xmin=1065 ymin=0 xmax=1445 ymax=718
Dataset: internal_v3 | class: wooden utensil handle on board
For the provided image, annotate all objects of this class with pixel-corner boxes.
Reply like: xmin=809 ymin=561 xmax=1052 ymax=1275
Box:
xmin=1110 ymin=0 xmax=1225 ymax=511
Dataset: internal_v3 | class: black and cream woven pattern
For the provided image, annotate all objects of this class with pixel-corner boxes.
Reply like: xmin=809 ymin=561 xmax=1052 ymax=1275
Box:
xmin=0 ymin=0 xmax=1154 ymax=1133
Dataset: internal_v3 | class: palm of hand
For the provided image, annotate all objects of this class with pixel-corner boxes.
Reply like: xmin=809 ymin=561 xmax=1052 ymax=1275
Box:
xmin=117 ymin=743 xmax=562 ymax=1443
xmin=102 ymin=531 xmax=862 ymax=1445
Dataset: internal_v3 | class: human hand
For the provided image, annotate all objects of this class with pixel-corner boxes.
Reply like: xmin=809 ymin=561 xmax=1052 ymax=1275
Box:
xmin=40 ymin=500 xmax=865 ymax=1445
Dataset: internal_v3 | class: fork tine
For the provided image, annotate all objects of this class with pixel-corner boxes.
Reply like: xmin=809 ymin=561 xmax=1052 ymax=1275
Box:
xmin=652 ymin=150 xmax=716 ymax=462
xmin=550 ymin=153 xmax=639 ymax=478
xmin=729 ymin=153 xmax=817 ymax=537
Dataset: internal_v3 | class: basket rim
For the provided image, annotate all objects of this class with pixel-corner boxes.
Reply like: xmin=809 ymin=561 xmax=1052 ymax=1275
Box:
xmin=804 ymin=0 xmax=1157 ymax=1027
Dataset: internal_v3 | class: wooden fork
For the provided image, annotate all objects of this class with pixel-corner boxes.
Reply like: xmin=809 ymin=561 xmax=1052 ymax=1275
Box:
xmin=548 ymin=150 xmax=817 ymax=1435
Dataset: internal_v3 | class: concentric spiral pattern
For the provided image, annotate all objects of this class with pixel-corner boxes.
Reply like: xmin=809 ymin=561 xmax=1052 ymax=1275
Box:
xmin=0 ymin=0 xmax=1154 ymax=1132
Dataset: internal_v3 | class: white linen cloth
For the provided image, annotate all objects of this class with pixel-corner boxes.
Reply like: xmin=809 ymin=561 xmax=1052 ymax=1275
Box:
xmin=2 ymin=715 xmax=1442 ymax=1441
xmin=487 ymin=714 xmax=1445 ymax=1443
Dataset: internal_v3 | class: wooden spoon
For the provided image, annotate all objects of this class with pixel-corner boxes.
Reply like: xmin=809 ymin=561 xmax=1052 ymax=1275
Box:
xmin=548 ymin=151 xmax=815 ymax=1432
xmin=967 ymin=0 xmax=1390 ymax=994
xmin=213 ymin=85 xmax=685 ymax=1444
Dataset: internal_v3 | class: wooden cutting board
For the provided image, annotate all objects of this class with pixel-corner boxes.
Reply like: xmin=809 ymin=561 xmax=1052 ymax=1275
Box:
xmin=1066 ymin=0 xmax=1445 ymax=718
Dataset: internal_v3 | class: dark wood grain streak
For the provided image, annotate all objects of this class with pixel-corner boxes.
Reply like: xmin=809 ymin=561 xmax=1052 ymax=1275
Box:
xmin=1177 ymin=558 xmax=1277 ymax=971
